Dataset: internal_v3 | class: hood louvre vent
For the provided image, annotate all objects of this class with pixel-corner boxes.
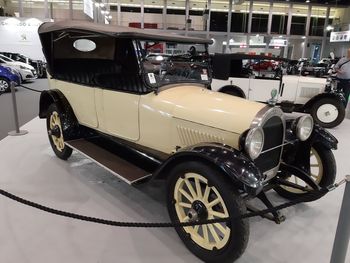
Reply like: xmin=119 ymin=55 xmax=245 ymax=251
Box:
xmin=177 ymin=126 xmax=224 ymax=146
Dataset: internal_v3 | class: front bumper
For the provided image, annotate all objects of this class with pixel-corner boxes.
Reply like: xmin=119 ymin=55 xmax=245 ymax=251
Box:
xmin=20 ymin=69 xmax=38 ymax=81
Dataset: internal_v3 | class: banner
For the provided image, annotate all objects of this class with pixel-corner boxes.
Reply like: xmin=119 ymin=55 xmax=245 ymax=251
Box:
xmin=330 ymin=31 xmax=350 ymax=43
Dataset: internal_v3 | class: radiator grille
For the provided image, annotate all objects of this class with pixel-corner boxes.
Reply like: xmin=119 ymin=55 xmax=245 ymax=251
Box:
xmin=177 ymin=126 xmax=224 ymax=146
xmin=254 ymin=116 xmax=284 ymax=173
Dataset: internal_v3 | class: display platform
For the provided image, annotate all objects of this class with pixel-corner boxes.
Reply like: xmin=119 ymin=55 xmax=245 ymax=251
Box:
xmin=0 ymin=117 xmax=349 ymax=263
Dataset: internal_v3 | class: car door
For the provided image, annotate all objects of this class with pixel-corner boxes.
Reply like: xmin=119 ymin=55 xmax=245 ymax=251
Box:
xmin=94 ymin=39 xmax=141 ymax=141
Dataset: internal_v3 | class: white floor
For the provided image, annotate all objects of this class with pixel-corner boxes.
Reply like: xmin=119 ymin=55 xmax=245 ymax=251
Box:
xmin=0 ymin=117 xmax=349 ymax=263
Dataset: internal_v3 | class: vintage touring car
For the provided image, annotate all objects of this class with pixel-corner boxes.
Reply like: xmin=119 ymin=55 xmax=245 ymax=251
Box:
xmin=211 ymin=54 xmax=346 ymax=128
xmin=38 ymin=21 xmax=337 ymax=263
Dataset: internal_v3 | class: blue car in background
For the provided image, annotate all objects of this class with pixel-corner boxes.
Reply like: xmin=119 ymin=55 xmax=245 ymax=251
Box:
xmin=0 ymin=65 xmax=21 ymax=94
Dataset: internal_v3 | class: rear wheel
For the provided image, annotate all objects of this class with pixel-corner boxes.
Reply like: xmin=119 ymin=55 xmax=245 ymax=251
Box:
xmin=275 ymin=143 xmax=336 ymax=201
xmin=310 ymin=97 xmax=345 ymax=128
xmin=167 ymin=162 xmax=249 ymax=263
xmin=0 ymin=77 xmax=10 ymax=94
xmin=46 ymin=104 xmax=72 ymax=160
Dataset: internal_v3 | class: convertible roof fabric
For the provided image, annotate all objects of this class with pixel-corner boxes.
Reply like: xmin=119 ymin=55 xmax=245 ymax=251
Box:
xmin=38 ymin=20 xmax=213 ymax=44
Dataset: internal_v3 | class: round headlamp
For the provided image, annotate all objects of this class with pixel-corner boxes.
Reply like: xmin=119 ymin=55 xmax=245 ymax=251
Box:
xmin=296 ymin=115 xmax=313 ymax=141
xmin=245 ymin=127 xmax=264 ymax=160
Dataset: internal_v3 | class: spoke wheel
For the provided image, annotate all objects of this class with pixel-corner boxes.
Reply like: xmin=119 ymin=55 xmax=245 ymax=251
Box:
xmin=174 ymin=173 xmax=230 ymax=250
xmin=46 ymin=104 xmax=73 ymax=160
xmin=167 ymin=162 xmax=249 ymax=263
xmin=275 ymin=142 xmax=336 ymax=201
xmin=49 ymin=111 xmax=65 ymax=152
xmin=280 ymin=147 xmax=323 ymax=194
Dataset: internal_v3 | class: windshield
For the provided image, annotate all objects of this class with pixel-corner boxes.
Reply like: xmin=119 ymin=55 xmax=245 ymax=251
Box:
xmin=0 ymin=55 xmax=13 ymax=62
xmin=135 ymin=40 xmax=211 ymax=88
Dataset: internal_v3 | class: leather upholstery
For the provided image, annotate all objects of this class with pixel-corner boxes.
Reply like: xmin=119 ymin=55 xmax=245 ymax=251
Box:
xmin=54 ymin=59 xmax=149 ymax=94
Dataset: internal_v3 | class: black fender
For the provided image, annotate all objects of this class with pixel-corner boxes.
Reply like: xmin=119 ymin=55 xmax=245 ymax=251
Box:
xmin=153 ymin=143 xmax=263 ymax=196
xmin=310 ymin=124 xmax=338 ymax=150
xmin=218 ymin=85 xmax=246 ymax=98
xmin=39 ymin=89 xmax=80 ymax=140
xmin=303 ymin=92 xmax=346 ymax=111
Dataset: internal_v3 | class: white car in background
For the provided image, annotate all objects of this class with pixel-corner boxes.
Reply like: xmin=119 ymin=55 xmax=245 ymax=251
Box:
xmin=211 ymin=54 xmax=346 ymax=128
xmin=0 ymin=54 xmax=37 ymax=81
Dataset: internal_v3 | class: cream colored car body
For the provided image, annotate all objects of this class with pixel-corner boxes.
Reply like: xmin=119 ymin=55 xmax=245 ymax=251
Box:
xmin=48 ymin=78 xmax=265 ymax=154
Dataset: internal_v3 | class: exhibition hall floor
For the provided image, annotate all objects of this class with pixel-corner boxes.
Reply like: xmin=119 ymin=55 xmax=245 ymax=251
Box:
xmin=0 ymin=117 xmax=349 ymax=263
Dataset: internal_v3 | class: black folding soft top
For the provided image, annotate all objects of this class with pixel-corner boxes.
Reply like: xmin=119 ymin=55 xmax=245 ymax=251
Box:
xmin=38 ymin=20 xmax=212 ymax=44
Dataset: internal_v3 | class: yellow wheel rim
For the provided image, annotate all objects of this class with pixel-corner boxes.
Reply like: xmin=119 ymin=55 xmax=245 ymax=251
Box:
xmin=281 ymin=147 xmax=323 ymax=193
xmin=174 ymin=173 xmax=231 ymax=250
xmin=49 ymin=111 xmax=65 ymax=152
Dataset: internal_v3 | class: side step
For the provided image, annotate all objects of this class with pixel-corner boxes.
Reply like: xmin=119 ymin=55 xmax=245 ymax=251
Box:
xmin=66 ymin=139 xmax=151 ymax=185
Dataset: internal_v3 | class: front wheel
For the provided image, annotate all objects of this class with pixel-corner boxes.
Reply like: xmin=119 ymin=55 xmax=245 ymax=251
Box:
xmin=167 ymin=162 xmax=249 ymax=263
xmin=310 ymin=98 xmax=345 ymax=128
xmin=0 ymin=77 xmax=10 ymax=94
xmin=46 ymin=104 xmax=73 ymax=160
xmin=274 ymin=142 xmax=336 ymax=201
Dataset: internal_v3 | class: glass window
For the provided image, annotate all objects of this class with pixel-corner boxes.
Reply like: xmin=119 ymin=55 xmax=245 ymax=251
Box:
xmin=251 ymin=14 xmax=268 ymax=33
xmin=291 ymin=16 xmax=306 ymax=35
xmin=271 ymin=15 xmax=287 ymax=34
xmin=210 ymin=11 xmax=228 ymax=32
xmin=230 ymin=13 xmax=248 ymax=33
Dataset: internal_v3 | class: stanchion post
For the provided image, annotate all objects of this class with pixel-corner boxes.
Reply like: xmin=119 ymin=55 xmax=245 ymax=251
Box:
xmin=8 ymin=82 xmax=28 ymax=136
xmin=330 ymin=175 xmax=350 ymax=263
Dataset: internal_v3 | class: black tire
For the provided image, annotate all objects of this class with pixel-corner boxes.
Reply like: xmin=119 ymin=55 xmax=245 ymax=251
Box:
xmin=167 ymin=162 xmax=249 ymax=263
xmin=275 ymin=142 xmax=336 ymax=201
xmin=46 ymin=104 xmax=73 ymax=160
xmin=0 ymin=77 xmax=10 ymax=94
xmin=310 ymin=97 xmax=345 ymax=128
xmin=219 ymin=87 xmax=245 ymax=98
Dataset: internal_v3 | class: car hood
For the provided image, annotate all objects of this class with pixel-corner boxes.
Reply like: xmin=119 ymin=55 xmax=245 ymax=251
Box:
xmin=156 ymin=85 xmax=265 ymax=134
xmin=5 ymin=61 xmax=35 ymax=70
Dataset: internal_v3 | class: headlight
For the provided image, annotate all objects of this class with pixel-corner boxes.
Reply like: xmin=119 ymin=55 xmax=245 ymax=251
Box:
xmin=296 ymin=115 xmax=313 ymax=141
xmin=245 ymin=127 xmax=264 ymax=160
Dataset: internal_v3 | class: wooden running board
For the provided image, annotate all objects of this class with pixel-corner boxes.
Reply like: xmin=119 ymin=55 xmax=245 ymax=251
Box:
xmin=66 ymin=139 xmax=151 ymax=185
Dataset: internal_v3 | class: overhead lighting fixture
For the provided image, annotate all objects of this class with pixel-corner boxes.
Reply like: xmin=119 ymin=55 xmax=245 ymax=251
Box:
xmin=302 ymin=36 xmax=306 ymax=39
xmin=326 ymin=25 xmax=334 ymax=31
xmin=306 ymin=0 xmax=310 ymax=3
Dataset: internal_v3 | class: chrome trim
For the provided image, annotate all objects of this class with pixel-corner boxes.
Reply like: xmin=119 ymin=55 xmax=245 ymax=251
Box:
xmin=250 ymin=105 xmax=286 ymax=181
xmin=245 ymin=127 xmax=264 ymax=160
xmin=296 ymin=115 xmax=314 ymax=141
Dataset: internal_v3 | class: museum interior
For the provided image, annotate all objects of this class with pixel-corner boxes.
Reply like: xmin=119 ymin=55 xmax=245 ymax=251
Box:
xmin=0 ymin=0 xmax=350 ymax=262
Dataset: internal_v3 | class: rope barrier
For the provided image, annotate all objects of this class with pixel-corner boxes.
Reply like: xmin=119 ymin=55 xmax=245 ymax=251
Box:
xmin=0 ymin=186 xmax=332 ymax=228
xmin=19 ymin=84 xmax=42 ymax=93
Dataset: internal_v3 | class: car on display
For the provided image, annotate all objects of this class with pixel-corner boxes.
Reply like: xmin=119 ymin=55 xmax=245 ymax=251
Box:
xmin=38 ymin=21 xmax=337 ymax=263
xmin=0 ymin=52 xmax=47 ymax=78
xmin=0 ymin=64 xmax=21 ymax=93
xmin=250 ymin=59 xmax=279 ymax=71
xmin=211 ymin=54 xmax=346 ymax=128
xmin=0 ymin=54 xmax=37 ymax=81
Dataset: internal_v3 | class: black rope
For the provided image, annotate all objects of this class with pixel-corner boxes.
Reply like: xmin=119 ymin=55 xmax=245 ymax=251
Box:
xmin=0 ymin=187 xmax=329 ymax=228
xmin=19 ymin=84 xmax=42 ymax=93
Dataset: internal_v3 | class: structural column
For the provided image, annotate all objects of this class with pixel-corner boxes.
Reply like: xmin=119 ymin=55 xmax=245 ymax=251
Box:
xmin=246 ymin=0 xmax=253 ymax=52
xmin=321 ymin=6 xmax=331 ymax=58
xmin=185 ymin=0 xmax=190 ymax=35
xmin=206 ymin=0 xmax=211 ymax=38
xmin=162 ymin=0 xmax=167 ymax=30
xmin=44 ymin=0 xmax=49 ymax=19
xmin=18 ymin=0 xmax=23 ymax=17
xmin=226 ymin=0 xmax=233 ymax=54
xmin=69 ymin=0 xmax=73 ymax=20
xmin=284 ymin=3 xmax=293 ymax=58
xmin=117 ymin=2 xmax=121 ymax=26
xmin=267 ymin=0 xmax=273 ymax=35
xmin=302 ymin=4 xmax=312 ymax=58
xmin=141 ymin=0 xmax=144 ymax=29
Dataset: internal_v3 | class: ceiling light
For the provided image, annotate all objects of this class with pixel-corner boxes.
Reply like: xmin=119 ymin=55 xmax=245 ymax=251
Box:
xmin=302 ymin=36 xmax=306 ymax=39
xmin=306 ymin=0 xmax=310 ymax=3
xmin=326 ymin=25 xmax=334 ymax=31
